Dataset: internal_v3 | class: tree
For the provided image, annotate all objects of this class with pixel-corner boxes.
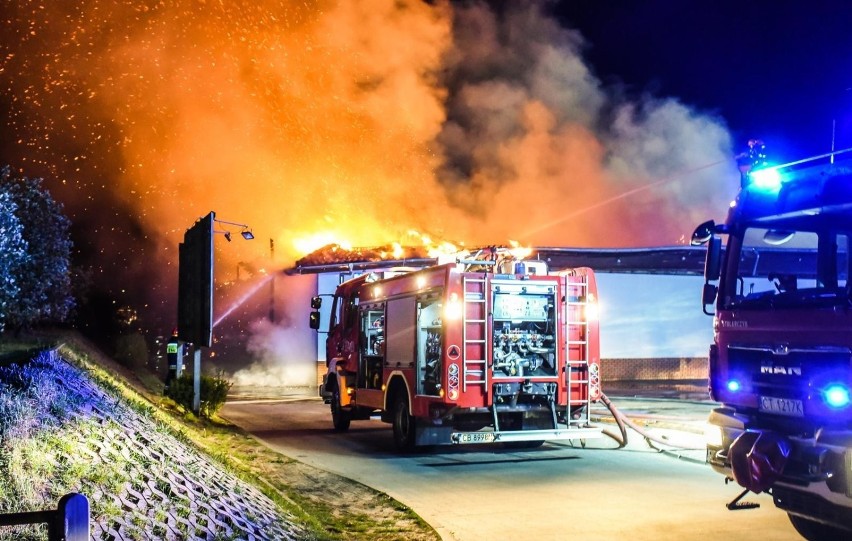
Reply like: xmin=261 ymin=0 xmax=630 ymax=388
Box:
xmin=0 ymin=167 xmax=74 ymax=332
xmin=0 ymin=191 xmax=28 ymax=333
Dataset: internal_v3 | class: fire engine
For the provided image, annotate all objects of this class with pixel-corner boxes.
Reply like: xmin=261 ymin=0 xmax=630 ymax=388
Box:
xmin=693 ymin=150 xmax=852 ymax=539
xmin=309 ymin=251 xmax=603 ymax=451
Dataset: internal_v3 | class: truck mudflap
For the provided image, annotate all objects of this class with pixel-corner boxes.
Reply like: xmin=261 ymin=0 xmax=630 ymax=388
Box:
xmin=450 ymin=426 xmax=604 ymax=445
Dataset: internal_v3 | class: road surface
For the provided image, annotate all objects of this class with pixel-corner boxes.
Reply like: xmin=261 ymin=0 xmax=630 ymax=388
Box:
xmin=221 ymin=397 xmax=802 ymax=541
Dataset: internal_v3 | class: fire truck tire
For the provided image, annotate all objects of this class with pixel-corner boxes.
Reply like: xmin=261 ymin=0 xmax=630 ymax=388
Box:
xmin=788 ymin=513 xmax=848 ymax=541
xmin=392 ymin=396 xmax=416 ymax=451
xmin=330 ymin=387 xmax=351 ymax=432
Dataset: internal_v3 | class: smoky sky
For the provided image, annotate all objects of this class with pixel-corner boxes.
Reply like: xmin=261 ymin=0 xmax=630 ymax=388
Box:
xmin=1 ymin=0 xmax=739 ymax=328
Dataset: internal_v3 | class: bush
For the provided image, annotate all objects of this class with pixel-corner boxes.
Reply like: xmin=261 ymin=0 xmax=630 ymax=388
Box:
xmin=166 ymin=371 xmax=232 ymax=418
xmin=113 ymin=333 xmax=149 ymax=371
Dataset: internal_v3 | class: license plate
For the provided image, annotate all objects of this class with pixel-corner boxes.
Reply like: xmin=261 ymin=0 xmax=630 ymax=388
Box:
xmin=759 ymin=396 xmax=804 ymax=417
xmin=458 ymin=432 xmax=496 ymax=444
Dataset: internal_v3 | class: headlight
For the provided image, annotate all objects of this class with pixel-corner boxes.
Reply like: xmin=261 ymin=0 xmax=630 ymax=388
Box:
xmin=704 ymin=423 xmax=724 ymax=447
xmin=823 ymin=383 xmax=851 ymax=409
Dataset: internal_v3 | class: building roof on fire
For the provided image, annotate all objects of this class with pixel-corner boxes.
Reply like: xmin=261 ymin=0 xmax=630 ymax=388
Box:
xmin=287 ymin=244 xmax=712 ymax=276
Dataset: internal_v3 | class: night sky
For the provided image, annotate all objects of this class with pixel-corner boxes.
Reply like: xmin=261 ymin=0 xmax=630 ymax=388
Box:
xmin=555 ymin=0 xmax=852 ymax=160
xmin=2 ymin=0 xmax=851 ymax=351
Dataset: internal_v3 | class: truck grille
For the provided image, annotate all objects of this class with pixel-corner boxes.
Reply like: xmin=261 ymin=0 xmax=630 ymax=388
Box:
xmin=727 ymin=344 xmax=851 ymax=401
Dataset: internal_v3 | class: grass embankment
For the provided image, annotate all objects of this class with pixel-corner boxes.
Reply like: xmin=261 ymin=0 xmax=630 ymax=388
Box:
xmin=0 ymin=334 xmax=439 ymax=540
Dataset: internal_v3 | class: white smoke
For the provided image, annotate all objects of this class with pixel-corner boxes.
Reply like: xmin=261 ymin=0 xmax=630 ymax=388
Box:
xmin=230 ymin=274 xmax=318 ymax=391
xmin=232 ymin=319 xmax=316 ymax=389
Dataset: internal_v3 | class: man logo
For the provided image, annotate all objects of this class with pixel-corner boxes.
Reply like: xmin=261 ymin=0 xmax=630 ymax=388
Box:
xmin=760 ymin=363 xmax=802 ymax=376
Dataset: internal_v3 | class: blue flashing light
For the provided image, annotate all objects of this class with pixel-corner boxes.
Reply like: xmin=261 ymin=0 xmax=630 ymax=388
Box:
xmin=726 ymin=379 xmax=741 ymax=392
xmin=748 ymin=167 xmax=783 ymax=191
xmin=823 ymin=384 xmax=851 ymax=409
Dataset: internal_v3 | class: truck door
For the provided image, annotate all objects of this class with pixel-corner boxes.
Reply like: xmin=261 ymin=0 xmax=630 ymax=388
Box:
xmin=359 ymin=303 xmax=385 ymax=389
xmin=416 ymin=292 xmax=444 ymax=395
xmin=326 ymin=292 xmax=359 ymax=370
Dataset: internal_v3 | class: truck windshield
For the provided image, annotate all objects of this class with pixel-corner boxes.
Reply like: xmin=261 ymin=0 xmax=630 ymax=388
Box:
xmin=724 ymin=227 xmax=850 ymax=309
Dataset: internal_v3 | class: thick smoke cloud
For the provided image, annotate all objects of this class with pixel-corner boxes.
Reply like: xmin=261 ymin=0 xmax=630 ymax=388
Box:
xmin=2 ymin=1 xmax=739 ymax=385
xmin=437 ymin=2 xmax=738 ymax=247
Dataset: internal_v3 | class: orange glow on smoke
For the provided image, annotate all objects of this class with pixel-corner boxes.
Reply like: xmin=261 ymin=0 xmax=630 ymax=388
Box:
xmin=3 ymin=0 xmax=739 ymax=289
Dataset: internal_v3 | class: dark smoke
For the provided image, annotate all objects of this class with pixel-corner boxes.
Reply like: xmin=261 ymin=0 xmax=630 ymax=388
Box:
xmin=1 ymin=1 xmax=738 ymax=378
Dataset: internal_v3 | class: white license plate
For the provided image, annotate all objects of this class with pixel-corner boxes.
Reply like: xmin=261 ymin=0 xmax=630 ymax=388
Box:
xmin=458 ymin=432 xmax=496 ymax=444
xmin=759 ymin=396 xmax=804 ymax=417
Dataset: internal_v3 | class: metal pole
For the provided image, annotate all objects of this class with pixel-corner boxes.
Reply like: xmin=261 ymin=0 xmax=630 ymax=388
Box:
xmin=193 ymin=345 xmax=201 ymax=414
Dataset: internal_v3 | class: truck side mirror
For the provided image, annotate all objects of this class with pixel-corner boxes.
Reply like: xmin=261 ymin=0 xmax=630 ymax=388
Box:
xmin=311 ymin=296 xmax=322 ymax=309
xmin=705 ymin=236 xmax=722 ymax=282
xmin=309 ymin=310 xmax=321 ymax=330
xmin=702 ymin=283 xmax=718 ymax=315
xmin=691 ymin=220 xmax=716 ymax=246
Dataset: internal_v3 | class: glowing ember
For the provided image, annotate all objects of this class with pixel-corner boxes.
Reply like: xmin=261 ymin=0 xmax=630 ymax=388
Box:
xmin=0 ymin=0 xmax=738 ymax=327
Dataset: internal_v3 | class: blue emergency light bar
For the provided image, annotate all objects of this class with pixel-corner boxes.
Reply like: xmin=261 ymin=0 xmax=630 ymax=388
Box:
xmin=747 ymin=167 xmax=783 ymax=191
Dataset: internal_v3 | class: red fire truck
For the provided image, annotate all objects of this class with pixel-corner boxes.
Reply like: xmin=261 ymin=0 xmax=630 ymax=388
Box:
xmin=309 ymin=253 xmax=603 ymax=451
xmin=693 ymin=154 xmax=852 ymax=539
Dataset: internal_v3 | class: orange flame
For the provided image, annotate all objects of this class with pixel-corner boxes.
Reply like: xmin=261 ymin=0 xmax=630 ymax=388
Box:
xmin=507 ymin=240 xmax=533 ymax=260
xmin=293 ymin=232 xmax=353 ymax=257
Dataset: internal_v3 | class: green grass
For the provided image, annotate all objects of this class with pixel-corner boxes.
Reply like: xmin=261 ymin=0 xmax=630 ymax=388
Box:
xmin=0 ymin=335 xmax=439 ymax=541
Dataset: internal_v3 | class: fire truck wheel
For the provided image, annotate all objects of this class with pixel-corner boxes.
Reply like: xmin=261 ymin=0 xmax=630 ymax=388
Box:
xmin=330 ymin=387 xmax=351 ymax=432
xmin=788 ymin=513 xmax=848 ymax=541
xmin=392 ymin=396 xmax=416 ymax=452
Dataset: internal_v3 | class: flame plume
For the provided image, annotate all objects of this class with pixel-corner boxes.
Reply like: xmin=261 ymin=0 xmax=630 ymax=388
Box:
xmin=1 ymin=0 xmax=739 ymax=322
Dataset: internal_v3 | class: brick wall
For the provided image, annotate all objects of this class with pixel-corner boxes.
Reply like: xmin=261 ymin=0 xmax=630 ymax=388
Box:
xmin=600 ymin=357 xmax=708 ymax=381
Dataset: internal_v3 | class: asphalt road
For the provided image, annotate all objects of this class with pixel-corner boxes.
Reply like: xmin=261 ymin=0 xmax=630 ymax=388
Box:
xmin=221 ymin=397 xmax=803 ymax=541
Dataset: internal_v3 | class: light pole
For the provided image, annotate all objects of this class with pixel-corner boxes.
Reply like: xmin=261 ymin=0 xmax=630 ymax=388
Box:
xmin=177 ymin=211 xmax=253 ymax=414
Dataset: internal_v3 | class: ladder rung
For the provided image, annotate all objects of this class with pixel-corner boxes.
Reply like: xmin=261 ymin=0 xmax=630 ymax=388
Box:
xmin=463 ymin=276 xmax=489 ymax=391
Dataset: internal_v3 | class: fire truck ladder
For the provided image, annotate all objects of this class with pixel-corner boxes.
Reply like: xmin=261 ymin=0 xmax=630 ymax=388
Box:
xmin=462 ymin=275 xmax=488 ymax=392
xmin=564 ymin=274 xmax=592 ymax=429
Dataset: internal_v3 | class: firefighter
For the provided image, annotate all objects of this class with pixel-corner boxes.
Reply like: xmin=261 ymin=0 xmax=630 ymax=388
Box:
xmin=165 ymin=328 xmax=183 ymax=391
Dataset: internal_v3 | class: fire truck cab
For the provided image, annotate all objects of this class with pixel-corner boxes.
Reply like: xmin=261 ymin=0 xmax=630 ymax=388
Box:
xmin=310 ymin=255 xmax=603 ymax=451
xmin=694 ymin=157 xmax=852 ymax=539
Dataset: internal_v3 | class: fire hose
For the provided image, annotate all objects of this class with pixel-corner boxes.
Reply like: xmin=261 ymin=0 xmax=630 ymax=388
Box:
xmin=597 ymin=393 xmax=705 ymax=461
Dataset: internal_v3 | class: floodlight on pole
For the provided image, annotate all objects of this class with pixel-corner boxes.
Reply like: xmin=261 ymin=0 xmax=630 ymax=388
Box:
xmin=213 ymin=218 xmax=254 ymax=242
